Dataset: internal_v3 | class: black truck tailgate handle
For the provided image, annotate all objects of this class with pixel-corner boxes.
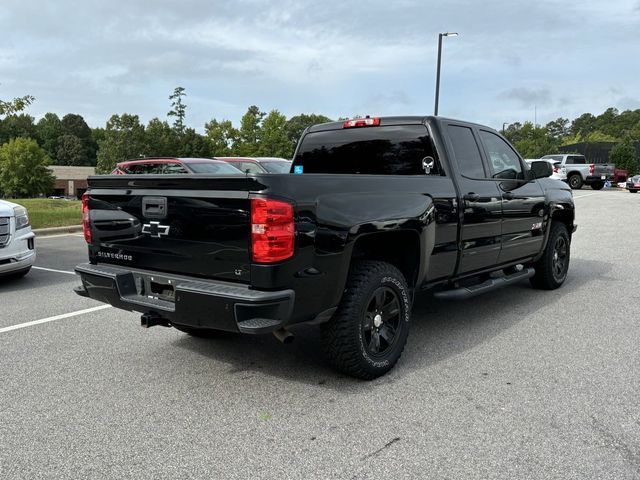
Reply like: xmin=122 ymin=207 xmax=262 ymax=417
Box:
xmin=142 ymin=197 xmax=167 ymax=219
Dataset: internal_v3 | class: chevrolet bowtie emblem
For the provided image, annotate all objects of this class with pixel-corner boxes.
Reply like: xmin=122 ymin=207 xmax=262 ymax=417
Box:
xmin=142 ymin=221 xmax=170 ymax=238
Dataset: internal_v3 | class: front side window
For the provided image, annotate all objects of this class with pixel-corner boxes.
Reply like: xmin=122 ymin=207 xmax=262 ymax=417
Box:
xmin=446 ymin=125 xmax=485 ymax=178
xmin=479 ymin=130 xmax=524 ymax=180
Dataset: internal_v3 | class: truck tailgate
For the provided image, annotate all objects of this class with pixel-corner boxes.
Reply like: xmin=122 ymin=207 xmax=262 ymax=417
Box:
xmin=87 ymin=175 xmax=254 ymax=282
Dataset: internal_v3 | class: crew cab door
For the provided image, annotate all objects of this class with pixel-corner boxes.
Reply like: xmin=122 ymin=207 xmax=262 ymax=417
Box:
xmin=444 ymin=124 xmax=502 ymax=274
xmin=477 ymin=129 xmax=546 ymax=263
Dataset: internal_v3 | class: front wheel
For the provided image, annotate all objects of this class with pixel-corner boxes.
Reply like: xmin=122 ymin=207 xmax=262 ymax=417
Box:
xmin=321 ymin=261 xmax=412 ymax=380
xmin=530 ymin=221 xmax=570 ymax=290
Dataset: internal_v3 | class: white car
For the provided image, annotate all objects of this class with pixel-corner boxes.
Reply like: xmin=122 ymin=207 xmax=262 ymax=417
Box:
xmin=525 ymin=159 xmax=567 ymax=181
xmin=0 ymin=200 xmax=36 ymax=278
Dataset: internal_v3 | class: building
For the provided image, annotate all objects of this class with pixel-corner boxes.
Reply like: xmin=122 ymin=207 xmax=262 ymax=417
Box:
xmin=558 ymin=141 xmax=640 ymax=164
xmin=48 ymin=165 xmax=96 ymax=198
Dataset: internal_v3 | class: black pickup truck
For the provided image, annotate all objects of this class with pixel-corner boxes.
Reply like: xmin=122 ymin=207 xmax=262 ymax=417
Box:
xmin=75 ymin=116 xmax=576 ymax=379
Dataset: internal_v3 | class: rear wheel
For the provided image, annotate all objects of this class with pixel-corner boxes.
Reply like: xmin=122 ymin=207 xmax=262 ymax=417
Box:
xmin=630 ymin=189 xmax=637 ymax=193
xmin=590 ymin=181 xmax=604 ymax=190
xmin=530 ymin=222 xmax=570 ymax=290
xmin=568 ymin=174 xmax=583 ymax=190
xmin=321 ymin=260 xmax=412 ymax=380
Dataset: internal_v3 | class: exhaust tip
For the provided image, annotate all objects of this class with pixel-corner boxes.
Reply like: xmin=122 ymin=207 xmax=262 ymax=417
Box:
xmin=273 ymin=327 xmax=294 ymax=344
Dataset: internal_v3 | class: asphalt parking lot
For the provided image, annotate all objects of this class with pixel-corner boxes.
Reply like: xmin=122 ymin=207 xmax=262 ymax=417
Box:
xmin=1 ymin=189 xmax=639 ymax=479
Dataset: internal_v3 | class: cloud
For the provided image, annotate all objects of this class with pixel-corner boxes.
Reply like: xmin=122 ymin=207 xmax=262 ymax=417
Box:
xmin=0 ymin=0 xmax=638 ymax=131
xmin=500 ymin=87 xmax=553 ymax=107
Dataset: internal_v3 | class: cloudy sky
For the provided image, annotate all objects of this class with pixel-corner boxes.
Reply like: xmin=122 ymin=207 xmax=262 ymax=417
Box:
xmin=1 ymin=0 xmax=639 ymax=130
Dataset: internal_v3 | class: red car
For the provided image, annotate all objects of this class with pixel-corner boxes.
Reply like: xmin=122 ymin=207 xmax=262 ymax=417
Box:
xmin=111 ymin=157 xmax=243 ymax=175
xmin=217 ymin=157 xmax=292 ymax=174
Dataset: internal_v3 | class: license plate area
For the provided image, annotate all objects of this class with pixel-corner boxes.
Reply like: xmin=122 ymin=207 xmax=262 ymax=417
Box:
xmin=134 ymin=273 xmax=175 ymax=302
xmin=601 ymin=175 xmax=606 ymax=180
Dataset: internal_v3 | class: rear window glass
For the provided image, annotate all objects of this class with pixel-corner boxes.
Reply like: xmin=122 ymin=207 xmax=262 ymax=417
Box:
xmin=260 ymin=161 xmax=291 ymax=173
xmin=293 ymin=125 xmax=438 ymax=175
xmin=187 ymin=162 xmax=242 ymax=174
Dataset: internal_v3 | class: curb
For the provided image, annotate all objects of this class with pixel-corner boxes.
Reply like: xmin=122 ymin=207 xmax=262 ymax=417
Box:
xmin=33 ymin=225 xmax=83 ymax=236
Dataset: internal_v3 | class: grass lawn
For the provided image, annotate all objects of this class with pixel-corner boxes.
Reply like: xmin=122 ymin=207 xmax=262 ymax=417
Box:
xmin=12 ymin=198 xmax=82 ymax=230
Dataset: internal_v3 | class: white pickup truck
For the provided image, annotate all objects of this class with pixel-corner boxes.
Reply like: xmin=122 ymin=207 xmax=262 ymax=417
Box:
xmin=0 ymin=200 xmax=36 ymax=278
xmin=540 ymin=154 xmax=614 ymax=190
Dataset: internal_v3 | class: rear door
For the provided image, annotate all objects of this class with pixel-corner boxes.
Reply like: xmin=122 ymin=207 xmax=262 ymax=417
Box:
xmin=444 ymin=123 xmax=502 ymax=274
xmin=477 ymin=129 xmax=546 ymax=263
xmin=88 ymin=176 xmax=253 ymax=282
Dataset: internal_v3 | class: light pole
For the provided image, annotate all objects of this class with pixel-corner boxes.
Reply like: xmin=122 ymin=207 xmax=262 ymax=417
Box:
xmin=434 ymin=32 xmax=458 ymax=116
xmin=502 ymin=122 xmax=509 ymax=134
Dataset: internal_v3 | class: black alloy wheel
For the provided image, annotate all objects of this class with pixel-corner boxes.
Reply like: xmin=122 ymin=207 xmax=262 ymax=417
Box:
xmin=362 ymin=286 xmax=401 ymax=357
xmin=551 ymin=235 xmax=569 ymax=283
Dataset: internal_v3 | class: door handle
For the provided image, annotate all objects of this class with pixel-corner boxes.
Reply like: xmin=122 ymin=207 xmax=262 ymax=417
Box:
xmin=503 ymin=192 xmax=515 ymax=200
xmin=463 ymin=193 xmax=480 ymax=201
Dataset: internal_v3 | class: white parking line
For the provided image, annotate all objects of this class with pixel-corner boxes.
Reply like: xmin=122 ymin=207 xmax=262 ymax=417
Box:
xmin=0 ymin=305 xmax=112 ymax=334
xmin=573 ymin=192 xmax=600 ymax=199
xmin=36 ymin=233 xmax=84 ymax=239
xmin=32 ymin=266 xmax=76 ymax=276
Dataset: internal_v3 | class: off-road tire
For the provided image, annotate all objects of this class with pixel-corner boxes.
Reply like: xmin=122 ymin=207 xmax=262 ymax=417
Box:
xmin=530 ymin=222 xmax=570 ymax=290
xmin=568 ymin=174 xmax=583 ymax=190
xmin=321 ymin=261 xmax=412 ymax=380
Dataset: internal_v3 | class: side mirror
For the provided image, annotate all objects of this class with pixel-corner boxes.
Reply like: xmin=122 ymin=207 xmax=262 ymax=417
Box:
xmin=529 ymin=161 xmax=552 ymax=179
xmin=422 ymin=156 xmax=435 ymax=174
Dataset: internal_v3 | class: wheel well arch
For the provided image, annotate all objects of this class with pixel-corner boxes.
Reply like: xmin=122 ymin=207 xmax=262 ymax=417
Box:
xmin=350 ymin=230 xmax=421 ymax=288
xmin=551 ymin=207 xmax=574 ymax=234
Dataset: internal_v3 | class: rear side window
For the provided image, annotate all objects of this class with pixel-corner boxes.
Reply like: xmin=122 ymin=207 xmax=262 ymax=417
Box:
xmin=123 ymin=163 xmax=163 ymax=174
xmin=446 ymin=125 xmax=485 ymax=178
xmin=293 ymin=125 xmax=439 ymax=175
xmin=567 ymin=155 xmax=586 ymax=164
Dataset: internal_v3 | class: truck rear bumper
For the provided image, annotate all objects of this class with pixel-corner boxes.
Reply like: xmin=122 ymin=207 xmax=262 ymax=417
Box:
xmin=74 ymin=263 xmax=294 ymax=334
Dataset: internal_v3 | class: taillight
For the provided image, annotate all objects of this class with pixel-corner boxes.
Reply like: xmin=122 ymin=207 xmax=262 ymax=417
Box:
xmin=553 ymin=166 xmax=560 ymax=173
xmin=589 ymin=164 xmax=595 ymax=175
xmin=251 ymin=198 xmax=294 ymax=263
xmin=82 ymin=192 xmax=91 ymax=244
xmin=343 ymin=117 xmax=380 ymax=128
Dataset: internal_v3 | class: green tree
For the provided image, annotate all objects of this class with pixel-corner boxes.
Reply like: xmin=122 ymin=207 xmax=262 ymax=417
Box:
xmin=504 ymin=121 xmax=559 ymax=158
xmin=168 ymin=86 xmax=187 ymax=134
xmin=145 ymin=118 xmax=178 ymax=156
xmin=570 ymin=113 xmax=597 ymax=137
xmin=609 ymin=138 xmax=638 ymax=175
xmin=61 ymin=113 xmax=96 ymax=162
xmin=204 ymin=119 xmax=238 ymax=156
xmin=0 ymin=137 xmax=53 ymax=197
xmin=56 ymin=134 xmax=89 ymax=166
xmin=177 ymin=128 xmax=213 ymax=157
xmin=285 ymin=113 xmax=332 ymax=153
xmin=0 ymin=114 xmax=37 ymax=145
xmin=545 ymin=117 xmax=570 ymax=141
xmin=96 ymin=114 xmax=146 ymax=173
xmin=0 ymin=95 xmax=35 ymax=117
xmin=258 ymin=110 xmax=290 ymax=157
xmin=36 ymin=113 xmax=64 ymax=161
xmin=236 ymin=105 xmax=265 ymax=156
